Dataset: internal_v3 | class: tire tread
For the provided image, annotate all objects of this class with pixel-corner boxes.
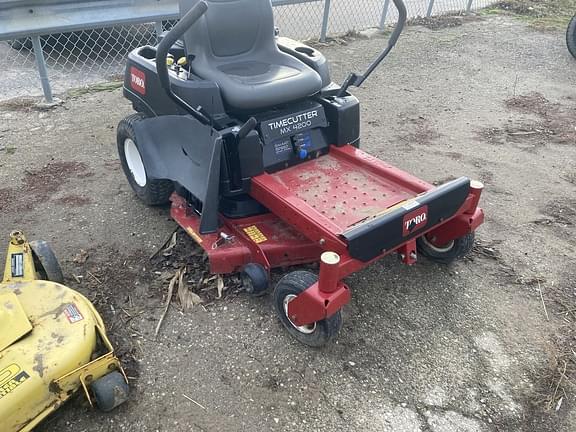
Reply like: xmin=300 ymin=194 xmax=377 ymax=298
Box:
xmin=117 ymin=114 xmax=174 ymax=206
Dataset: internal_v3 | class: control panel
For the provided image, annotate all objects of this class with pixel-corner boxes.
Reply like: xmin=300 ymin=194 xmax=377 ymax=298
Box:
xmin=256 ymin=101 xmax=329 ymax=172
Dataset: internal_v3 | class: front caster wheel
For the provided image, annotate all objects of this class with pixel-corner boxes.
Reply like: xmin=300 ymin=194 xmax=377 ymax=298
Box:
xmin=567 ymin=15 xmax=576 ymax=59
xmin=91 ymin=371 xmax=130 ymax=412
xmin=241 ymin=263 xmax=270 ymax=297
xmin=416 ymin=232 xmax=475 ymax=264
xmin=29 ymin=240 xmax=64 ymax=284
xmin=273 ymin=271 xmax=342 ymax=347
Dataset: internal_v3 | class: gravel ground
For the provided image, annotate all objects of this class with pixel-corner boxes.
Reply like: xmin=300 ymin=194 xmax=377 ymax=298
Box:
xmin=1 ymin=14 xmax=575 ymax=432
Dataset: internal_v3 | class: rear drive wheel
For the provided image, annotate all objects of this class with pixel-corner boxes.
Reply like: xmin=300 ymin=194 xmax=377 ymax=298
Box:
xmin=91 ymin=371 xmax=130 ymax=412
xmin=273 ymin=271 xmax=342 ymax=347
xmin=29 ymin=240 xmax=64 ymax=284
xmin=416 ymin=232 xmax=475 ymax=264
xmin=567 ymin=15 xmax=576 ymax=59
xmin=117 ymin=113 xmax=174 ymax=205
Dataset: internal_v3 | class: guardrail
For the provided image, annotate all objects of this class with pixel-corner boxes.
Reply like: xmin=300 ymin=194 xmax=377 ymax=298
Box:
xmin=0 ymin=0 xmax=330 ymax=40
xmin=0 ymin=0 xmax=331 ymax=102
xmin=0 ymin=0 xmax=489 ymax=102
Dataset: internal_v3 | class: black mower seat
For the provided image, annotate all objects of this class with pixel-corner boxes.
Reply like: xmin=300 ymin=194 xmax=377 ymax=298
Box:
xmin=180 ymin=0 xmax=323 ymax=111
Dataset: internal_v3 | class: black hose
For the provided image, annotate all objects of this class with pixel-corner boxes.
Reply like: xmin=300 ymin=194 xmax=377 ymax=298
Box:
xmin=338 ymin=0 xmax=407 ymax=96
xmin=156 ymin=1 xmax=210 ymax=124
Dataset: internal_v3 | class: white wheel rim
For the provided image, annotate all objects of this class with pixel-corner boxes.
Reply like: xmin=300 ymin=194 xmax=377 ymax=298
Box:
xmin=283 ymin=294 xmax=317 ymax=334
xmin=124 ymin=138 xmax=147 ymax=187
xmin=421 ymin=235 xmax=455 ymax=253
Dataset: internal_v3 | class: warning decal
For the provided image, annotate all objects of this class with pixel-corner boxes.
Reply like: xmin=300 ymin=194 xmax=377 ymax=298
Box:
xmin=0 ymin=364 xmax=30 ymax=400
xmin=243 ymin=226 xmax=268 ymax=244
xmin=11 ymin=253 xmax=24 ymax=278
xmin=186 ymin=226 xmax=203 ymax=244
xmin=64 ymin=303 xmax=84 ymax=324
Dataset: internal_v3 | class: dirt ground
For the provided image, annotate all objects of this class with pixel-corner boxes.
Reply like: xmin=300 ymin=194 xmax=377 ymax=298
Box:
xmin=1 ymin=14 xmax=576 ymax=432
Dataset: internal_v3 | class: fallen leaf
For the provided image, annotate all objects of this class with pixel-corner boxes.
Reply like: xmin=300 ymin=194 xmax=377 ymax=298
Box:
xmin=178 ymin=267 xmax=203 ymax=310
xmin=217 ymin=275 xmax=225 ymax=299
xmin=72 ymin=249 xmax=89 ymax=264
xmin=162 ymin=231 xmax=178 ymax=257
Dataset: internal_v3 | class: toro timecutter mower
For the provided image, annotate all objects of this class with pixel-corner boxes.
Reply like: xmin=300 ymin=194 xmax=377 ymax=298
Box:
xmin=117 ymin=0 xmax=484 ymax=346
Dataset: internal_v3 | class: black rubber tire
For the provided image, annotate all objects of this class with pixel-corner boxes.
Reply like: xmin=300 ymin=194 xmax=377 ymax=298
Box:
xmin=416 ymin=232 xmax=475 ymax=265
xmin=273 ymin=271 xmax=343 ymax=347
xmin=567 ymin=15 xmax=576 ymax=59
xmin=91 ymin=371 xmax=130 ymax=412
xmin=117 ymin=113 xmax=174 ymax=206
xmin=29 ymin=240 xmax=64 ymax=284
xmin=241 ymin=263 xmax=270 ymax=297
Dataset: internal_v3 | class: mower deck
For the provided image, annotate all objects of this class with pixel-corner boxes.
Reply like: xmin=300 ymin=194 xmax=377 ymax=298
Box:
xmin=171 ymin=196 xmax=321 ymax=275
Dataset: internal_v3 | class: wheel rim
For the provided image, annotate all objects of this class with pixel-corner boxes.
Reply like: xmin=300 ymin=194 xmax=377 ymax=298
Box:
xmin=241 ymin=274 xmax=254 ymax=294
xmin=421 ymin=234 xmax=455 ymax=253
xmin=124 ymin=138 xmax=147 ymax=187
xmin=283 ymin=294 xmax=316 ymax=334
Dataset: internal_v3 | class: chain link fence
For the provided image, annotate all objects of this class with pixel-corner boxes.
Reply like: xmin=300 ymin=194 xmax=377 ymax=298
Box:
xmin=0 ymin=0 xmax=494 ymax=101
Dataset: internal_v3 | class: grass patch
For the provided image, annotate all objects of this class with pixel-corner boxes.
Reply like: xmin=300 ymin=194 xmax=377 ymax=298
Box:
xmin=481 ymin=0 xmax=576 ymax=30
xmin=66 ymin=80 xmax=123 ymax=98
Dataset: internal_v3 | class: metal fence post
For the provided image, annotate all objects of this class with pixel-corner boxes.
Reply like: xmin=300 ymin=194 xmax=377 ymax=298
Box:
xmin=379 ymin=0 xmax=391 ymax=30
xmin=320 ymin=0 xmax=331 ymax=42
xmin=31 ymin=36 xmax=53 ymax=103
xmin=426 ymin=0 xmax=435 ymax=17
xmin=466 ymin=0 xmax=474 ymax=13
xmin=154 ymin=21 xmax=163 ymax=43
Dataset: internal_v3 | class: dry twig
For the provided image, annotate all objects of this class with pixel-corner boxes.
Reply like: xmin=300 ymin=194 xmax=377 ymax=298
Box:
xmin=183 ymin=393 xmax=207 ymax=410
xmin=154 ymin=269 xmax=180 ymax=339
xmin=538 ymin=281 xmax=549 ymax=321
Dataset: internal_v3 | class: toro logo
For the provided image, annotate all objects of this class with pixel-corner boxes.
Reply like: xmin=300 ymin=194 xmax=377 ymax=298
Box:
xmin=130 ymin=67 xmax=146 ymax=95
xmin=402 ymin=205 xmax=428 ymax=237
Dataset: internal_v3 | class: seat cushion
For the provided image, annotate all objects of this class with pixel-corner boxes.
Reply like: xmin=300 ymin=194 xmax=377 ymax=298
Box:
xmin=193 ymin=51 xmax=323 ymax=111
xmin=218 ymin=61 xmax=300 ymax=84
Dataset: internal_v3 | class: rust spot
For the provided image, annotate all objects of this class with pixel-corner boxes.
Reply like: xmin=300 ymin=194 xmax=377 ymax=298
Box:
xmin=33 ymin=352 xmax=46 ymax=378
xmin=49 ymin=380 xmax=62 ymax=394
xmin=37 ymin=303 xmax=67 ymax=320
xmin=51 ymin=332 xmax=65 ymax=344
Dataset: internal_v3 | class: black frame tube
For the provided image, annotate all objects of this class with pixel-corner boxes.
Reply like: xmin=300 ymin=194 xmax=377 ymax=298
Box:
xmin=337 ymin=0 xmax=407 ymax=96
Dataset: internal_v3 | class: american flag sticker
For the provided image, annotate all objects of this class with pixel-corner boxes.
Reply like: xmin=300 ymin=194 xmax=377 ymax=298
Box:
xmin=63 ymin=303 xmax=84 ymax=324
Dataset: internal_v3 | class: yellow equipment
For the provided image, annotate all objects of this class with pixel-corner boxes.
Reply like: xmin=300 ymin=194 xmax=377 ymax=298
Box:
xmin=0 ymin=231 xmax=129 ymax=431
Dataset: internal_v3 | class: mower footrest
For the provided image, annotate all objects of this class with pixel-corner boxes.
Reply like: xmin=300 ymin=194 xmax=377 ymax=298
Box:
xmin=342 ymin=177 xmax=471 ymax=261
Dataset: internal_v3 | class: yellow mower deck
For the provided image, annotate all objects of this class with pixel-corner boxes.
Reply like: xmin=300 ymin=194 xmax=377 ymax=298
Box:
xmin=0 ymin=231 xmax=127 ymax=432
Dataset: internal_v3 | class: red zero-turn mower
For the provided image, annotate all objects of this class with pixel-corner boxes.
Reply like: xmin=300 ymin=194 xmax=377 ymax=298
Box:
xmin=117 ymin=0 xmax=484 ymax=346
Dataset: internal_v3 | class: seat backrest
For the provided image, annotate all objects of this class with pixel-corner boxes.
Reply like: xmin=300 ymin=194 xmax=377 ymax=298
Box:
xmin=180 ymin=0 xmax=276 ymax=60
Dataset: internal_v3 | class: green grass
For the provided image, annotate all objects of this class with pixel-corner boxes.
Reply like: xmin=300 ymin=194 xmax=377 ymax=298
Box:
xmin=480 ymin=0 xmax=576 ymax=30
xmin=66 ymin=81 xmax=123 ymax=98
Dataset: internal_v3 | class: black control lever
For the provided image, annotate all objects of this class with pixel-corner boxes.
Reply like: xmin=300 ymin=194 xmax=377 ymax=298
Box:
xmin=337 ymin=0 xmax=407 ymax=97
xmin=237 ymin=117 xmax=258 ymax=140
xmin=156 ymin=1 xmax=211 ymax=124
